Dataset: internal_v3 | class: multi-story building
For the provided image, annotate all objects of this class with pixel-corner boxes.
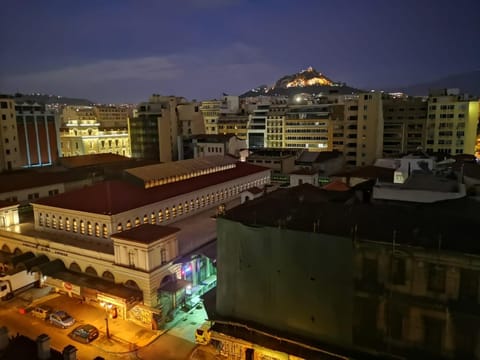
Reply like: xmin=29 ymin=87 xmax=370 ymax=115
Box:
xmin=60 ymin=118 xmax=129 ymax=157
xmin=130 ymin=95 xmax=204 ymax=162
xmin=14 ymin=101 xmax=59 ymax=168
xmin=93 ymin=105 xmax=130 ymax=128
xmin=200 ymin=100 xmax=221 ymax=135
xmin=0 ymin=97 xmax=21 ymax=171
xmin=247 ymin=104 xmax=269 ymax=149
xmin=382 ymin=95 xmax=428 ymax=156
xmin=425 ymin=89 xmax=479 ymax=156
xmin=217 ymin=113 xmax=249 ymax=140
xmin=211 ymin=183 xmax=480 ymax=359
xmin=0 ymin=156 xmax=270 ymax=326
xmin=283 ymin=103 xmax=332 ymax=150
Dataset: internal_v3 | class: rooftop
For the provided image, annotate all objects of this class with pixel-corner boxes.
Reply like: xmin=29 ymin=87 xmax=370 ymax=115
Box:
xmin=34 ymin=161 xmax=269 ymax=215
xmin=222 ymin=183 xmax=480 ymax=255
xmin=112 ymin=224 xmax=180 ymax=245
xmin=333 ymin=165 xmax=395 ymax=183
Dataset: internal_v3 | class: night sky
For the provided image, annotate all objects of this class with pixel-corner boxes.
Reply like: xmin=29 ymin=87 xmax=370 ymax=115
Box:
xmin=0 ymin=0 xmax=479 ymax=103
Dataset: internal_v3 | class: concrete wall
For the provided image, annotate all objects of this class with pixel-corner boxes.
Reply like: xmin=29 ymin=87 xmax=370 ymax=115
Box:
xmin=216 ymin=219 xmax=354 ymax=347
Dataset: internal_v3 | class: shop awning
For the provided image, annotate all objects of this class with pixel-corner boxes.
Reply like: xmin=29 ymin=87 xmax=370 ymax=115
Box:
xmin=159 ymin=279 xmax=191 ymax=293
xmin=31 ymin=259 xmax=66 ymax=276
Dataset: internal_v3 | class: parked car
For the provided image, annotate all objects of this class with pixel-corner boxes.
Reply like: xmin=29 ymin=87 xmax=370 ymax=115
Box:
xmin=68 ymin=324 xmax=99 ymax=344
xmin=31 ymin=305 xmax=52 ymax=320
xmin=49 ymin=310 xmax=75 ymax=328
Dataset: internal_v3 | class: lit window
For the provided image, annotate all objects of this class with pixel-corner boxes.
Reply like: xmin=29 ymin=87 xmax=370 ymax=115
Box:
xmin=158 ymin=210 xmax=163 ymax=223
xmin=80 ymin=220 xmax=85 ymax=234
xmin=73 ymin=219 xmax=77 ymax=233
xmin=87 ymin=222 xmax=92 ymax=235
xmin=59 ymin=217 xmax=64 ymax=230
xmin=66 ymin=218 xmax=71 ymax=231
xmin=151 ymin=212 xmax=156 ymax=224
xmin=102 ymin=224 xmax=108 ymax=238
xmin=165 ymin=208 xmax=170 ymax=220
xmin=95 ymin=223 xmax=100 ymax=236
xmin=135 ymin=218 xmax=140 ymax=226
xmin=52 ymin=216 xmax=57 ymax=229
xmin=126 ymin=220 xmax=132 ymax=229
xmin=143 ymin=214 xmax=148 ymax=224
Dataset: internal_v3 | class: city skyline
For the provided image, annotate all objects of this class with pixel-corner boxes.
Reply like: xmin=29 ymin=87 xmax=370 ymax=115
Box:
xmin=1 ymin=0 xmax=479 ymax=103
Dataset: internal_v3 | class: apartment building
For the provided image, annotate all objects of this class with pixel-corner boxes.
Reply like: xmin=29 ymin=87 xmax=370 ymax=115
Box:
xmin=130 ymin=95 xmax=204 ymax=162
xmin=15 ymin=101 xmax=59 ymax=167
xmin=382 ymin=96 xmax=428 ymax=156
xmin=200 ymin=100 xmax=221 ymax=134
xmin=212 ymin=183 xmax=480 ymax=359
xmin=425 ymin=89 xmax=479 ymax=155
xmin=0 ymin=97 xmax=21 ymax=171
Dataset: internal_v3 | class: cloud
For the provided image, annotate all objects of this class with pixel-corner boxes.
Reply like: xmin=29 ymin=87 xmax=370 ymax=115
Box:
xmin=0 ymin=42 xmax=282 ymax=103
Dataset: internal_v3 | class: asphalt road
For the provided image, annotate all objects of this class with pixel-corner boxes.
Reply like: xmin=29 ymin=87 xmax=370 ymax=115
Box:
xmin=0 ymin=293 xmax=197 ymax=360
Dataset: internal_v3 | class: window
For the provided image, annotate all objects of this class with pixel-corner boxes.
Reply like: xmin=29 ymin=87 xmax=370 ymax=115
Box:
xmin=427 ymin=264 xmax=445 ymax=293
xmin=80 ymin=220 xmax=85 ymax=234
xmin=423 ymin=317 xmax=444 ymax=354
xmin=160 ymin=249 xmax=167 ymax=265
xmin=87 ymin=222 xmax=92 ymax=235
xmin=73 ymin=219 xmax=77 ymax=233
xmin=158 ymin=210 xmax=163 ymax=223
xmin=126 ymin=220 xmax=132 ymax=229
xmin=95 ymin=223 xmax=100 ymax=236
xmin=391 ymin=257 xmax=406 ymax=285
xmin=66 ymin=218 xmax=71 ymax=231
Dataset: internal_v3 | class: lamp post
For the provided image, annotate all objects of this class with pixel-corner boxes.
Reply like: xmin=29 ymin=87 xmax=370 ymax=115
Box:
xmin=101 ymin=302 xmax=112 ymax=339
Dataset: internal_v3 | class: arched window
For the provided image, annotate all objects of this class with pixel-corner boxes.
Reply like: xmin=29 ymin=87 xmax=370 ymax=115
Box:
xmin=185 ymin=201 xmax=189 ymax=213
xmin=87 ymin=221 xmax=92 ymax=235
xmin=95 ymin=223 xmax=100 ymax=237
xmin=45 ymin=214 xmax=50 ymax=228
xmin=52 ymin=215 xmax=57 ymax=229
xmin=117 ymin=223 xmax=123 ymax=232
xmin=195 ymin=198 xmax=199 ymax=208
xmin=102 ymin=271 xmax=115 ymax=282
xmin=72 ymin=219 xmax=78 ymax=233
xmin=151 ymin=212 xmax=156 ymax=224
xmin=80 ymin=220 xmax=85 ymax=234
xmin=66 ymin=218 xmax=71 ymax=231
xmin=59 ymin=216 xmax=63 ymax=230
xmin=172 ymin=206 xmax=176 ymax=218
xmin=85 ymin=266 xmax=98 ymax=277
xmin=1 ymin=244 xmax=11 ymax=253
xmin=102 ymin=224 xmax=108 ymax=238
xmin=165 ymin=208 xmax=170 ymax=220
xmin=135 ymin=218 xmax=141 ymax=227
xmin=126 ymin=220 xmax=132 ymax=229
xmin=143 ymin=214 xmax=148 ymax=224
xmin=13 ymin=248 xmax=22 ymax=255
xmin=125 ymin=280 xmax=140 ymax=290
xmin=69 ymin=262 xmax=81 ymax=272
xmin=158 ymin=210 xmax=163 ymax=223
xmin=178 ymin=203 xmax=183 ymax=216
xmin=38 ymin=213 xmax=43 ymax=226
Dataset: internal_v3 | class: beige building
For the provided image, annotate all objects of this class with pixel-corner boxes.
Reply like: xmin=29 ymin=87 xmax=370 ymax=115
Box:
xmin=0 ymin=156 xmax=270 ymax=323
xmin=382 ymin=96 xmax=428 ymax=156
xmin=217 ymin=113 xmax=249 ymax=140
xmin=0 ymin=97 xmax=22 ymax=171
xmin=425 ymin=89 xmax=479 ymax=156
xmin=200 ymin=100 xmax=221 ymax=134
xmin=60 ymin=105 xmax=131 ymax=157
xmin=131 ymin=95 xmax=204 ymax=162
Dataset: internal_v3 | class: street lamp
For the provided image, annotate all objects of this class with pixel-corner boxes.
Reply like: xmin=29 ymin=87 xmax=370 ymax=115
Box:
xmin=100 ymin=302 xmax=112 ymax=339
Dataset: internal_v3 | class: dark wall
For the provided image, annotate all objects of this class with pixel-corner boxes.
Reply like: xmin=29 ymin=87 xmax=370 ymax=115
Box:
xmin=216 ymin=218 xmax=354 ymax=347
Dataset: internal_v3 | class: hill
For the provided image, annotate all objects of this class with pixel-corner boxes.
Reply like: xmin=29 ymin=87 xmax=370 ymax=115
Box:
xmin=240 ymin=67 xmax=362 ymax=97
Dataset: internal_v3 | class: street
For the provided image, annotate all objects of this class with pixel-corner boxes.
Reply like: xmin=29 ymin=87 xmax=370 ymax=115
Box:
xmin=0 ymin=289 xmax=200 ymax=360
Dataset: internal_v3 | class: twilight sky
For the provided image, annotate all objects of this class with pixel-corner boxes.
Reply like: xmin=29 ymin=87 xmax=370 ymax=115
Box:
xmin=0 ymin=0 xmax=479 ymax=103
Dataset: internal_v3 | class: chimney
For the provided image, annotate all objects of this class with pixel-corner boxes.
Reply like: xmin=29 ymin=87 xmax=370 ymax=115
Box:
xmin=36 ymin=334 xmax=51 ymax=360
xmin=63 ymin=345 xmax=77 ymax=360
xmin=0 ymin=326 xmax=8 ymax=351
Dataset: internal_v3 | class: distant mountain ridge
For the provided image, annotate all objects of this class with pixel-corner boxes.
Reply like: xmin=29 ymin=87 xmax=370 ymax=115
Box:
xmin=240 ymin=67 xmax=362 ymax=97
xmin=391 ymin=70 xmax=480 ymax=97
xmin=7 ymin=92 xmax=94 ymax=105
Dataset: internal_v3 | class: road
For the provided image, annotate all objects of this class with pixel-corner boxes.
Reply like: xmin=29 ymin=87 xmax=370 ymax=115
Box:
xmin=0 ymin=292 xmax=197 ymax=360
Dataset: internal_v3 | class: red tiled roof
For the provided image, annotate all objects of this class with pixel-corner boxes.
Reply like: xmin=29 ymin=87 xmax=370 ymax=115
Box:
xmin=58 ymin=154 xmax=132 ymax=168
xmin=322 ymin=180 xmax=350 ymax=192
xmin=0 ymin=170 xmax=84 ymax=193
xmin=34 ymin=162 xmax=269 ymax=215
xmin=112 ymin=224 xmax=180 ymax=244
